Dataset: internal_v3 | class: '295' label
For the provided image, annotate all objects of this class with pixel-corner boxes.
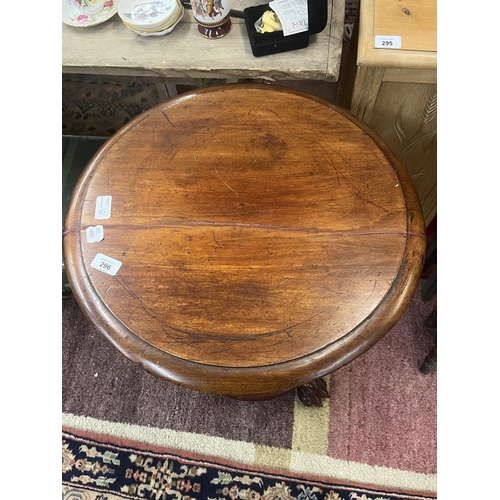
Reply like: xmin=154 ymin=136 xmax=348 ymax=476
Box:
xmin=375 ymin=35 xmax=402 ymax=49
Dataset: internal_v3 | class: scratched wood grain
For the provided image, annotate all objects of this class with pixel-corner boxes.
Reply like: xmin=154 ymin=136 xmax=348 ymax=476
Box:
xmin=63 ymin=83 xmax=426 ymax=398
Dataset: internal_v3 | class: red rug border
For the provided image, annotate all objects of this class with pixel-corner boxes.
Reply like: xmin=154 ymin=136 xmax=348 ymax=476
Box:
xmin=62 ymin=425 xmax=436 ymax=499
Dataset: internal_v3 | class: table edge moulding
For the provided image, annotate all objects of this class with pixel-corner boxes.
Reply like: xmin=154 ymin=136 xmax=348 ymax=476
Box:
xmin=63 ymin=83 xmax=426 ymax=405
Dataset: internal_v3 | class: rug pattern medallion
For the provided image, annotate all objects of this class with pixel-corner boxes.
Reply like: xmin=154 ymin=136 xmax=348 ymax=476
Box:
xmin=62 ymin=430 xmax=434 ymax=500
xmin=62 ymin=77 xmax=162 ymax=136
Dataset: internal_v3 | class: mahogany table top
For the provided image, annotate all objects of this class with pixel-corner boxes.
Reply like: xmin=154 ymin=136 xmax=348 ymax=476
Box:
xmin=63 ymin=83 xmax=426 ymax=399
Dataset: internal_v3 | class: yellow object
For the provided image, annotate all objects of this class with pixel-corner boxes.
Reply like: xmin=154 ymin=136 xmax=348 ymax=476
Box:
xmin=256 ymin=10 xmax=282 ymax=33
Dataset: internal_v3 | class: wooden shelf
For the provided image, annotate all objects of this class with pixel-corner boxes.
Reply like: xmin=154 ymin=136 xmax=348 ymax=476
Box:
xmin=62 ymin=0 xmax=345 ymax=82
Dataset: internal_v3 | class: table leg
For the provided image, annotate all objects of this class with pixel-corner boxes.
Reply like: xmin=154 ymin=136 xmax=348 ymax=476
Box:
xmin=420 ymin=343 xmax=437 ymax=374
xmin=420 ymin=308 xmax=437 ymax=374
xmin=296 ymin=377 xmax=330 ymax=407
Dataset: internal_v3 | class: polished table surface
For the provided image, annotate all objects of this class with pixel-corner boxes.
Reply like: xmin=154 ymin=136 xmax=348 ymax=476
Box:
xmin=63 ymin=83 xmax=426 ymax=400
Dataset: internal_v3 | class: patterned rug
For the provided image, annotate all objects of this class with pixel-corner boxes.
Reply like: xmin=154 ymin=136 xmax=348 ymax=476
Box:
xmin=62 ymin=75 xmax=164 ymax=136
xmin=62 ymin=427 xmax=435 ymax=500
xmin=62 ymin=278 xmax=437 ymax=499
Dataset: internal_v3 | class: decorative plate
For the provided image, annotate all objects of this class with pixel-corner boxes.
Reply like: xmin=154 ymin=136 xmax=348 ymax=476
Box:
xmin=62 ymin=0 xmax=119 ymax=27
xmin=135 ymin=7 xmax=183 ymax=35
xmin=118 ymin=0 xmax=177 ymax=29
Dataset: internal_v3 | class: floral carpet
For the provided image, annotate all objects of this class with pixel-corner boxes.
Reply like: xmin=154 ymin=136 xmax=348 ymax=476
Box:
xmin=63 ymin=275 xmax=436 ymax=499
xmin=62 ymin=75 xmax=163 ymax=136
xmin=62 ymin=428 xmax=435 ymax=500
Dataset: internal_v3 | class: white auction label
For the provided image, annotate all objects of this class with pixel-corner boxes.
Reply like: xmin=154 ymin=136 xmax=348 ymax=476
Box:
xmin=90 ymin=253 xmax=122 ymax=276
xmin=268 ymin=0 xmax=308 ymax=36
xmin=86 ymin=225 xmax=104 ymax=243
xmin=375 ymin=35 xmax=402 ymax=49
xmin=95 ymin=195 xmax=112 ymax=219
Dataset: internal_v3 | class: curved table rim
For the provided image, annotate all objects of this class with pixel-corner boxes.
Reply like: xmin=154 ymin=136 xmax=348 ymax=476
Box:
xmin=63 ymin=83 xmax=426 ymax=398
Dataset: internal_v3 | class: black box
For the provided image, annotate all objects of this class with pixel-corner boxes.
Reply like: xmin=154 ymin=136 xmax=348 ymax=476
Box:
xmin=243 ymin=0 xmax=328 ymax=57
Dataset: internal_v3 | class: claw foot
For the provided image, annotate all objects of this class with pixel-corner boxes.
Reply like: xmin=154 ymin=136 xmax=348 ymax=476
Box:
xmin=296 ymin=377 xmax=330 ymax=407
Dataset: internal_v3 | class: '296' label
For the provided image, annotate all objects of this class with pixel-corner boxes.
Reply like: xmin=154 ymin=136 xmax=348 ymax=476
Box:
xmin=90 ymin=253 xmax=122 ymax=276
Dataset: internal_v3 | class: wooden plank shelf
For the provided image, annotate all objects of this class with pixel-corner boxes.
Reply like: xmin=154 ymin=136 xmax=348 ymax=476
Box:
xmin=62 ymin=0 xmax=345 ymax=82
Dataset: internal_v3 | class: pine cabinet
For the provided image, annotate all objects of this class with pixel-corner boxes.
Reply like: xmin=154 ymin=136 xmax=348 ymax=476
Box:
xmin=341 ymin=0 xmax=437 ymax=227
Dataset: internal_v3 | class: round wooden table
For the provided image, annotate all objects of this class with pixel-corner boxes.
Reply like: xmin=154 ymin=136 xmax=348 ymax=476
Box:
xmin=63 ymin=83 xmax=426 ymax=406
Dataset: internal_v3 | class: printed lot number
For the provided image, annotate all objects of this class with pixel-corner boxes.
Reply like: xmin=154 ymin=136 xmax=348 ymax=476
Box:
xmin=375 ymin=35 xmax=402 ymax=49
xmin=90 ymin=253 xmax=122 ymax=276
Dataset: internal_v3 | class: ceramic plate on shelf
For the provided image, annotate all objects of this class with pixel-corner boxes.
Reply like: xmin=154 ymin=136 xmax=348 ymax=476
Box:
xmin=135 ymin=7 xmax=183 ymax=35
xmin=118 ymin=0 xmax=178 ymax=29
xmin=62 ymin=0 xmax=119 ymax=27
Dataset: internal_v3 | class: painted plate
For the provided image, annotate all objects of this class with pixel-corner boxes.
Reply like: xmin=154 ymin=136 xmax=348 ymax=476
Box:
xmin=62 ymin=0 xmax=119 ymax=27
xmin=118 ymin=0 xmax=177 ymax=29
xmin=135 ymin=8 xmax=184 ymax=35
